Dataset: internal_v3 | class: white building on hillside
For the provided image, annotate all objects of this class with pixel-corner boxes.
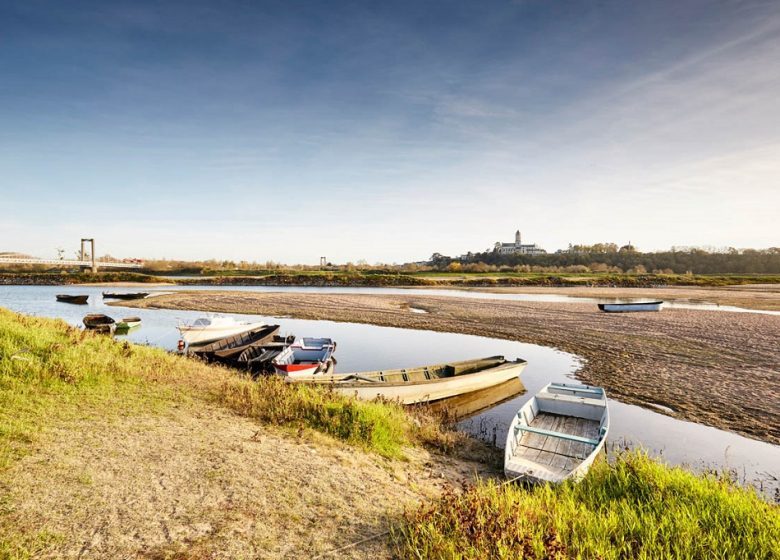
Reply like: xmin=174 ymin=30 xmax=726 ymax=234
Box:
xmin=494 ymin=230 xmax=546 ymax=255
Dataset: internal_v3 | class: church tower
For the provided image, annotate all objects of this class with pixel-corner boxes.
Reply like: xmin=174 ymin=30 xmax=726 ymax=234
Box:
xmin=515 ymin=230 xmax=521 ymax=246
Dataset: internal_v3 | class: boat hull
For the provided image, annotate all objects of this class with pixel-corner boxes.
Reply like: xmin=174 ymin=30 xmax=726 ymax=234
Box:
xmin=56 ymin=295 xmax=89 ymax=304
xmin=190 ymin=325 xmax=281 ymax=362
xmin=294 ymin=357 xmax=527 ymax=405
xmin=597 ymin=301 xmax=662 ymax=313
xmin=102 ymin=292 xmax=149 ymax=300
xmin=179 ymin=322 xmax=266 ymax=346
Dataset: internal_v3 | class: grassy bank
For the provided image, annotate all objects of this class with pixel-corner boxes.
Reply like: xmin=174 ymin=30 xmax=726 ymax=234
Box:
xmin=0 ymin=271 xmax=163 ymax=285
xmin=394 ymin=452 xmax=780 ymax=559
xmin=0 ymin=307 xmax=458 ymax=471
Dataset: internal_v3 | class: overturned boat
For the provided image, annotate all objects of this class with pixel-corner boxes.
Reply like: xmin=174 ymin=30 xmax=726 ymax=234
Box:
xmin=56 ymin=294 xmax=89 ymax=304
xmin=597 ymin=301 xmax=662 ymax=313
xmin=189 ymin=324 xmax=281 ymax=363
xmin=504 ymin=382 xmax=609 ymax=483
xmin=297 ymin=356 xmax=526 ymax=405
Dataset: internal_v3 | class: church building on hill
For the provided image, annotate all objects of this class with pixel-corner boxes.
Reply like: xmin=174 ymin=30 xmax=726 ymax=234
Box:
xmin=494 ymin=230 xmax=546 ymax=255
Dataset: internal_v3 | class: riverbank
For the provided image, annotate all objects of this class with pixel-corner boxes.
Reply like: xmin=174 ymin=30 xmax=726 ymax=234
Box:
xmin=0 ymin=309 xmax=494 ymax=559
xmin=121 ymin=291 xmax=780 ymax=444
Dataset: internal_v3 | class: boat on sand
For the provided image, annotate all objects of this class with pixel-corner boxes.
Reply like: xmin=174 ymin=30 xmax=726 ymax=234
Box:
xmin=271 ymin=338 xmax=336 ymax=377
xmin=178 ymin=316 xmax=266 ymax=346
xmin=102 ymin=292 xmax=149 ymax=300
xmin=189 ymin=324 xmax=281 ymax=362
xmin=295 ymin=356 xmax=526 ymax=405
xmin=83 ymin=314 xmax=116 ymax=334
xmin=597 ymin=301 xmax=662 ymax=313
xmin=504 ymin=382 xmax=609 ymax=483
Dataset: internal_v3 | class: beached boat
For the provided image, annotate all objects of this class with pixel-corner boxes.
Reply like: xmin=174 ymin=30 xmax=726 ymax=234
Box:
xmin=178 ymin=316 xmax=266 ymax=346
xmin=56 ymin=294 xmax=89 ymax=304
xmin=597 ymin=301 xmax=662 ymax=313
xmin=83 ymin=313 xmax=116 ymax=334
xmin=115 ymin=317 xmax=142 ymax=329
xmin=236 ymin=336 xmax=295 ymax=373
xmin=297 ymin=356 xmax=527 ymax=405
xmin=504 ymin=382 xmax=609 ymax=483
xmin=102 ymin=292 xmax=149 ymax=300
xmin=189 ymin=324 xmax=281 ymax=363
xmin=271 ymin=338 xmax=336 ymax=377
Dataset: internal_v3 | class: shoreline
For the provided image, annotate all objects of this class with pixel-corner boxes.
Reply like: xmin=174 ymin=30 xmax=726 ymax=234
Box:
xmin=119 ymin=290 xmax=780 ymax=445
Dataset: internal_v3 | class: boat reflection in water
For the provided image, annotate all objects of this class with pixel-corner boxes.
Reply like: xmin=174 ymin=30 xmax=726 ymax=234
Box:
xmin=426 ymin=378 xmax=526 ymax=420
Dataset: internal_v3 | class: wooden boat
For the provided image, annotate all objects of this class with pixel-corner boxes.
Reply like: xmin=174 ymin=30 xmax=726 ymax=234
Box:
xmin=83 ymin=314 xmax=116 ymax=334
xmin=56 ymin=294 xmax=89 ymax=304
xmin=115 ymin=317 xmax=142 ymax=329
xmin=597 ymin=301 xmax=662 ymax=313
xmin=236 ymin=336 xmax=296 ymax=373
xmin=178 ymin=316 xmax=266 ymax=346
xmin=189 ymin=324 xmax=281 ymax=363
xmin=504 ymin=382 xmax=609 ymax=483
xmin=297 ymin=356 xmax=527 ymax=405
xmin=102 ymin=292 xmax=149 ymax=300
xmin=272 ymin=338 xmax=336 ymax=377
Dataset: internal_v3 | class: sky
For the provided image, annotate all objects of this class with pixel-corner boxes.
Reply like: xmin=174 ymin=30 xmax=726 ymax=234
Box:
xmin=1 ymin=0 xmax=779 ymax=264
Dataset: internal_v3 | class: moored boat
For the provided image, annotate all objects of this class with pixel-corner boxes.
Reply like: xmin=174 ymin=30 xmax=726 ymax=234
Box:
xmin=102 ymin=292 xmax=149 ymax=300
xmin=271 ymin=337 xmax=336 ymax=377
xmin=504 ymin=382 xmax=609 ymax=483
xmin=115 ymin=317 xmax=142 ymax=329
xmin=597 ymin=301 xmax=662 ymax=313
xmin=296 ymin=356 xmax=526 ymax=405
xmin=178 ymin=316 xmax=267 ymax=346
xmin=56 ymin=294 xmax=89 ymax=304
xmin=189 ymin=324 xmax=281 ymax=362
xmin=236 ymin=336 xmax=295 ymax=373
xmin=83 ymin=313 xmax=116 ymax=334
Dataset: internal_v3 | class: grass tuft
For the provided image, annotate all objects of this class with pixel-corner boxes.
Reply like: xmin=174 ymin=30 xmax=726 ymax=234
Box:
xmin=394 ymin=451 xmax=780 ymax=559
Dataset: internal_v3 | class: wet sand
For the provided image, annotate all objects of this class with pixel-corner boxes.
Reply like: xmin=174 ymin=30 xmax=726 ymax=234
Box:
xmin=122 ymin=291 xmax=780 ymax=445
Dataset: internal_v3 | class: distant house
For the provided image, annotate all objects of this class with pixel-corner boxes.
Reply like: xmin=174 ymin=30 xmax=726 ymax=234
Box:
xmin=494 ymin=230 xmax=546 ymax=256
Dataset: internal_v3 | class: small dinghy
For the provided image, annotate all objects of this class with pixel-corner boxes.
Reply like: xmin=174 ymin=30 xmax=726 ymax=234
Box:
xmin=189 ymin=324 xmax=281 ymax=363
xmin=504 ymin=382 xmax=609 ymax=483
xmin=178 ymin=316 xmax=266 ymax=346
xmin=83 ymin=314 xmax=116 ymax=334
xmin=56 ymin=294 xmax=89 ymax=304
xmin=102 ymin=292 xmax=149 ymax=300
xmin=597 ymin=301 xmax=662 ymax=313
xmin=115 ymin=317 xmax=142 ymax=329
xmin=271 ymin=338 xmax=336 ymax=377
xmin=297 ymin=356 xmax=527 ymax=405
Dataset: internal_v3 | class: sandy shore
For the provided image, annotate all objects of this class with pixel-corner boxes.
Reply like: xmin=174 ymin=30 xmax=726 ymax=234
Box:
xmin=122 ymin=291 xmax=780 ymax=445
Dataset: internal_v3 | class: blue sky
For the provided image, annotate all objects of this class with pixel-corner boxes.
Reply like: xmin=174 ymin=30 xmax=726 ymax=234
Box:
xmin=1 ymin=0 xmax=778 ymax=263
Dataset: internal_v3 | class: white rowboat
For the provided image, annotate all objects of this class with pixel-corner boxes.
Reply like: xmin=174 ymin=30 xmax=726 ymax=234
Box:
xmin=178 ymin=316 xmax=266 ymax=346
xmin=504 ymin=382 xmax=609 ymax=483
xmin=296 ymin=356 xmax=526 ymax=405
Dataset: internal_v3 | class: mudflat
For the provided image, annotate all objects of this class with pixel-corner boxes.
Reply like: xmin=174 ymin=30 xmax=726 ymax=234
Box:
xmin=123 ymin=290 xmax=780 ymax=444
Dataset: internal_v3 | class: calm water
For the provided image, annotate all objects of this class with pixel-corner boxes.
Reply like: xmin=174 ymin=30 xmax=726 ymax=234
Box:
xmin=1 ymin=285 xmax=778 ymax=495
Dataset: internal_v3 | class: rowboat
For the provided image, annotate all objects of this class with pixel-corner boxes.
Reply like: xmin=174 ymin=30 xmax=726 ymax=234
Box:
xmin=271 ymin=338 xmax=336 ymax=377
xmin=83 ymin=313 xmax=116 ymax=334
xmin=115 ymin=317 xmax=142 ymax=329
xmin=102 ymin=292 xmax=149 ymax=300
xmin=504 ymin=382 xmax=609 ymax=483
xmin=56 ymin=294 xmax=89 ymax=304
xmin=178 ymin=316 xmax=266 ymax=346
xmin=189 ymin=324 xmax=281 ymax=363
xmin=297 ymin=356 xmax=527 ymax=405
xmin=597 ymin=301 xmax=662 ymax=313
xmin=236 ymin=337 xmax=295 ymax=373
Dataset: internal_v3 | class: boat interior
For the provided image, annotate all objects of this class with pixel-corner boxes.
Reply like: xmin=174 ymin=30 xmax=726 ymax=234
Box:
xmin=336 ymin=356 xmax=507 ymax=384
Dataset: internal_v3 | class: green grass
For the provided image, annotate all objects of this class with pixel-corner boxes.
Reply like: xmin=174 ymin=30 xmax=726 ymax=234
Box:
xmin=0 ymin=307 xmax=456 ymax=470
xmin=394 ymin=451 xmax=780 ymax=559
